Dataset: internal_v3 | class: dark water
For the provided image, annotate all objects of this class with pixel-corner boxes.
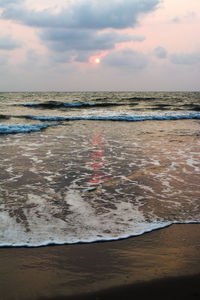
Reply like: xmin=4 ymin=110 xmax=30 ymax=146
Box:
xmin=0 ymin=92 xmax=199 ymax=246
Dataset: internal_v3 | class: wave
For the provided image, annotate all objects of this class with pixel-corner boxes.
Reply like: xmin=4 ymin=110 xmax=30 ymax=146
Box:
xmin=22 ymin=101 xmax=123 ymax=109
xmin=2 ymin=112 xmax=199 ymax=134
xmin=0 ymin=114 xmax=10 ymax=120
xmin=21 ymin=112 xmax=200 ymax=122
xmin=21 ymin=101 xmax=200 ymax=112
xmin=0 ymin=123 xmax=58 ymax=134
xmin=91 ymin=97 xmax=109 ymax=101
xmin=22 ymin=115 xmax=67 ymax=121
xmin=1 ymin=221 xmax=199 ymax=247
xmin=151 ymin=104 xmax=200 ymax=112
xmin=0 ymin=221 xmax=172 ymax=247
xmin=182 ymin=104 xmax=200 ymax=112
xmin=123 ymin=96 xmax=157 ymax=101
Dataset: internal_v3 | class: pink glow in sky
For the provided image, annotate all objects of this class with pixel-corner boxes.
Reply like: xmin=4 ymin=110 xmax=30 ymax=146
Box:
xmin=0 ymin=0 xmax=199 ymax=91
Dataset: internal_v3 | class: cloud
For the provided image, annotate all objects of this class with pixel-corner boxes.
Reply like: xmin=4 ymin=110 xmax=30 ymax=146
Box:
xmin=26 ymin=49 xmax=39 ymax=62
xmin=48 ymin=51 xmax=73 ymax=64
xmin=0 ymin=0 xmax=23 ymax=7
xmin=154 ymin=46 xmax=168 ymax=59
xmin=171 ymin=12 xmax=197 ymax=24
xmin=41 ymin=29 xmax=138 ymax=52
xmin=0 ymin=53 xmax=9 ymax=65
xmin=0 ymin=34 xmax=21 ymax=50
xmin=20 ymin=49 xmax=48 ymax=71
xmin=170 ymin=52 xmax=200 ymax=65
xmin=132 ymin=35 xmax=146 ymax=42
xmin=0 ymin=0 xmax=160 ymax=65
xmin=1 ymin=0 xmax=161 ymax=30
xmin=103 ymin=48 xmax=148 ymax=70
xmin=74 ymin=52 xmax=91 ymax=63
xmin=171 ymin=17 xmax=181 ymax=24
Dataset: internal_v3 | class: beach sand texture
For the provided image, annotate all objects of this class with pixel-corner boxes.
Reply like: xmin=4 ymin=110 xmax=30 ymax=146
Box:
xmin=0 ymin=224 xmax=200 ymax=300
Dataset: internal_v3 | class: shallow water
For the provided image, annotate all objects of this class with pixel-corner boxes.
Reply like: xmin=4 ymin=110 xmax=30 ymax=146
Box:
xmin=0 ymin=92 xmax=199 ymax=246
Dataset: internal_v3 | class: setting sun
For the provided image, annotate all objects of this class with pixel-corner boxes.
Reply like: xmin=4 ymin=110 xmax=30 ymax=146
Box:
xmin=95 ymin=57 xmax=100 ymax=64
xmin=89 ymin=55 xmax=104 ymax=65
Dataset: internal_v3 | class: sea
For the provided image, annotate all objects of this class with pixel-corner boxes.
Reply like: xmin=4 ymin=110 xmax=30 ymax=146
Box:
xmin=0 ymin=91 xmax=200 ymax=247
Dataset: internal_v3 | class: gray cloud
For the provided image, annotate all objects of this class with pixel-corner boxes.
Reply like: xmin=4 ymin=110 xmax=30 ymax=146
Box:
xmin=171 ymin=12 xmax=197 ymax=24
xmin=26 ymin=49 xmax=39 ymax=62
xmin=0 ymin=35 xmax=21 ymax=50
xmin=170 ymin=52 xmax=200 ymax=65
xmin=0 ymin=0 xmax=159 ymax=67
xmin=48 ymin=51 xmax=73 ymax=64
xmin=20 ymin=49 xmax=51 ymax=71
xmin=74 ymin=52 xmax=91 ymax=63
xmin=132 ymin=35 xmax=146 ymax=42
xmin=154 ymin=46 xmax=168 ymax=59
xmin=171 ymin=17 xmax=181 ymax=24
xmin=2 ymin=0 xmax=161 ymax=30
xmin=0 ymin=0 xmax=22 ymax=7
xmin=103 ymin=48 xmax=148 ymax=70
xmin=41 ymin=29 xmax=138 ymax=52
xmin=0 ymin=53 xmax=9 ymax=65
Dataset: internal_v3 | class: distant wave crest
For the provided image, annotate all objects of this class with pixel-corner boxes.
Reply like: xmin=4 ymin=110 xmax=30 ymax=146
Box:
xmin=0 ymin=114 xmax=10 ymax=120
xmin=19 ymin=100 xmax=200 ymax=112
xmin=22 ymin=101 xmax=122 ymax=109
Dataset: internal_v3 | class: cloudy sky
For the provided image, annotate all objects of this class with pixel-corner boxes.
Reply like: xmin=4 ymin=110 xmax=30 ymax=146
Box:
xmin=0 ymin=0 xmax=200 ymax=91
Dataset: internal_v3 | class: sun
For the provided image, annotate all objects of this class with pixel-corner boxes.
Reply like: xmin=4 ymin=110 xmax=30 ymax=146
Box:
xmin=89 ymin=56 xmax=101 ymax=65
xmin=95 ymin=57 xmax=100 ymax=64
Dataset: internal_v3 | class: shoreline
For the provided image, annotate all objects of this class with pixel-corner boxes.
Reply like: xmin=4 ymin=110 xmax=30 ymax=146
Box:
xmin=0 ymin=221 xmax=173 ymax=248
xmin=1 ymin=224 xmax=200 ymax=299
xmin=1 ymin=220 xmax=200 ymax=248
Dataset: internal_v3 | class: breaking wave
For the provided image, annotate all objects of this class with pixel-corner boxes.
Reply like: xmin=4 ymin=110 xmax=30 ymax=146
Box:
xmin=1 ymin=112 xmax=199 ymax=135
xmin=0 ymin=123 xmax=58 ymax=134
xmin=22 ymin=112 xmax=200 ymax=122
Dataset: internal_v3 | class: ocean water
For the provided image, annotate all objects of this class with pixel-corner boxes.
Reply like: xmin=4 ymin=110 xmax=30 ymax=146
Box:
xmin=0 ymin=91 xmax=199 ymax=247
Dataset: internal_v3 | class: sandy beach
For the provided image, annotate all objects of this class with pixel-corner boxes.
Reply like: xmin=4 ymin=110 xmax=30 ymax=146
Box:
xmin=0 ymin=224 xmax=200 ymax=300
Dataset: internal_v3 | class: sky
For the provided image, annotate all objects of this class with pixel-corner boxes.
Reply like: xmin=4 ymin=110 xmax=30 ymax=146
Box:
xmin=0 ymin=0 xmax=200 ymax=91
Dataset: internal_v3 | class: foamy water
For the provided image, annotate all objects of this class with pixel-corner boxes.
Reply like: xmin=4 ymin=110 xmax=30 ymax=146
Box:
xmin=0 ymin=92 xmax=199 ymax=246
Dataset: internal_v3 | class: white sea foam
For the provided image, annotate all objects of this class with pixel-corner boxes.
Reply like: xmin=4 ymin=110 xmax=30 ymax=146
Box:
xmin=1 ymin=180 xmax=199 ymax=247
xmin=186 ymin=158 xmax=199 ymax=172
xmin=0 ymin=187 xmax=173 ymax=247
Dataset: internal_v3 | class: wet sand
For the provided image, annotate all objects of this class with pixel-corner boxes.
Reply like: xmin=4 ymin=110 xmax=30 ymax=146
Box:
xmin=0 ymin=224 xmax=200 ymax=300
